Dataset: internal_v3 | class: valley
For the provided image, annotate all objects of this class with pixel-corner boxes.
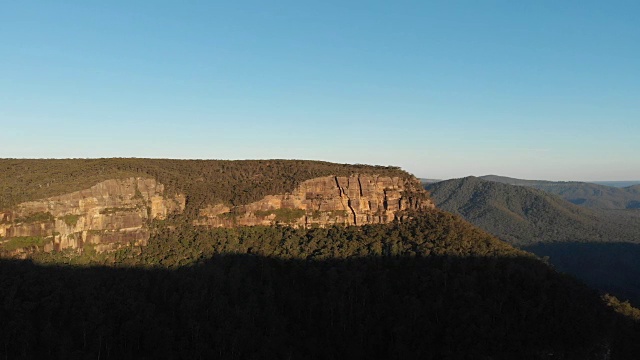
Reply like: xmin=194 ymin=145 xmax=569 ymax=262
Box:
xmin=427 ymin=176 xmax=640 ymax=307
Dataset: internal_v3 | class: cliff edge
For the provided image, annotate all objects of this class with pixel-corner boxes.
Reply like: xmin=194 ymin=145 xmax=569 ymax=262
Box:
xmin=0 ymin=178 xmax=185 ymax=257
xmin=194 ymin=175 xmax=433 ymax=228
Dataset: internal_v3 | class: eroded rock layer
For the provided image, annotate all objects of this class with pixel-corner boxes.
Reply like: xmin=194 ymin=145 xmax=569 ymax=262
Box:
xmin=0 ymin=178 xmax=185 ymax=256
xmin=194 ymin=175 xmax=433 ymax=228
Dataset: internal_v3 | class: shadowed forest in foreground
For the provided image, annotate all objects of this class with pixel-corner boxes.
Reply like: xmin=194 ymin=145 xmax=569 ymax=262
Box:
xmin=525 ymin=242 xmax=640 ymax=308
xmin=2 ymin=209 xmax=640 ymax=359
xmin=2 ymin=253 xmax=640 ymax=360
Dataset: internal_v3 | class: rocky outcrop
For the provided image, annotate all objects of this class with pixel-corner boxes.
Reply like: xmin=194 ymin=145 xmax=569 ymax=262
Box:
xmin=0 ymin=174 xmax=432 ymax=257
xmin=0 ymin=178 xmax=185 ymax=256
xmin=194 ymin=175 xmax=433 ymax=228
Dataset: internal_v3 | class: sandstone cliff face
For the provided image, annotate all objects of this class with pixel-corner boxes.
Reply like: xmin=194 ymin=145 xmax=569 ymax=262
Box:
xmin=0 ymin=178 xmax=185 ymax=256
xmin=194 ymin=175 xmax=433 ymax=228
xmin=0 ymin=174 xmax=432 ymax=257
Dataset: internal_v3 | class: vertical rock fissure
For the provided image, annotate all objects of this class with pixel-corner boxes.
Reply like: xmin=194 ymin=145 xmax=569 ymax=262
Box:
xmin=347 ymin=199 xmax=357 ymax=226
xmin=335 ymin=176 xmax=357 ymax=225
xmin=383 ymin=189 xmax=388 ymax=210
xmin=357 ymin=176 xmax=364 ymax=197
xmin=334 ymin=176 xmax=343 ymax=197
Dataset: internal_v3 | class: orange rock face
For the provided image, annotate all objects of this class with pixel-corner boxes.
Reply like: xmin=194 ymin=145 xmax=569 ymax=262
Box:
xmin=0 ymin=174 xmax=432 ymax=257
xmin=0 ymin=178 xmax=185 ymax=256
xmin=194 ymin=175 xmax=433 ymax=228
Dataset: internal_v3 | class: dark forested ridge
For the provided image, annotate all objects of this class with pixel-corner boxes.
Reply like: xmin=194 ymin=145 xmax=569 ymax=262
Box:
xmin=592 ymin=181 xmax=640 ymax=188
xmin=3 ymin=210 xmax=640 ymax=359
xmin=0 ymin=158 xmax=411 ymax=213
xmin=525 ymin=242 xmax=640 ymax=308
xmin=480 ymin=175 xmax=640 ymax=210
xmin=427 ymin=177 xmax=640 ymax=308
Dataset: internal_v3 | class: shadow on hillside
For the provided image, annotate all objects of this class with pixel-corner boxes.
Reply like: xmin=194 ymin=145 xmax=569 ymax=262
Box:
xmin=524 ymin=242 xmax=640 ymax=308
xmin=0 ymin=254 xmax=638 ymax=360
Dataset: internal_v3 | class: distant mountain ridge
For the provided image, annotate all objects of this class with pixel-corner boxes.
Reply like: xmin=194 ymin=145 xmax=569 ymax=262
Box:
xmin=419 ymin=178 xmax=442 ymax=185
xmin=480 ymin=175 xmax=640 ymax=209
xmin=591 ymin=181 xmax=640 ymax=188
xmin=426 ymin=176 xmax=640 ymax=246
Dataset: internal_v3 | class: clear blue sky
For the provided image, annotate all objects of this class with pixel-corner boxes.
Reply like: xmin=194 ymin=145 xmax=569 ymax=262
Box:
xmin=1 ymin=1 xmax=639 ymax=181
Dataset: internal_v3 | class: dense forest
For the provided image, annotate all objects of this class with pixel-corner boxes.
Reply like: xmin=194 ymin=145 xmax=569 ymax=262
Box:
xmin=2 ymin=209 xmax=639 ymax=359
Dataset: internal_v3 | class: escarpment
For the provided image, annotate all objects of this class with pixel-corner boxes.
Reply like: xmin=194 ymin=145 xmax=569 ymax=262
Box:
xmin=0 ymin=178 xmax=185 ymax=257
xmin=194 ymin=175 xmax=434 ymax=228
xmin=0 ymin=171 xmax=433 ymax=257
